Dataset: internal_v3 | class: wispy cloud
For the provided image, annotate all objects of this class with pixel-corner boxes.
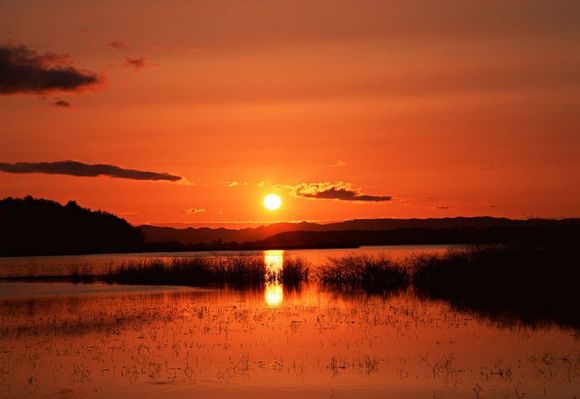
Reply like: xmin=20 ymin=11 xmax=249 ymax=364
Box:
xmin=49 ymin=98 xmax=71 ymax=108
xmin=0 ymin=160 xmax=184 ymax=182
xmin=0 ymin=44 xmax=100 ymax=94
xmin=227 ymin=181 xmax=249 ymax=187
xmin=185 ymin=208 xmax=206 ymax=214
xmin=281 ymin=182 xmax=392 ymax=202
xmin=125 ymin=57 xmax=148 ymax=70
xmin=109 ymin=41 xmax=129 ymax=50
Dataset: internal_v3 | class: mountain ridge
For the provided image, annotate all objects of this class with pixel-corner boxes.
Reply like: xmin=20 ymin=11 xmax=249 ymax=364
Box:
xmin=138 ymin=216 xmax=579 ymax=245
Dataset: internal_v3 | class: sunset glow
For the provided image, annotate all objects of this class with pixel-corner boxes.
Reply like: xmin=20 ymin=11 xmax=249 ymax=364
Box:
xmin=0 ymin=0 xmax=578 ymax=225
xmin=1 ymin=2 xmax=579 ymax=399
xmin=264 ymin=250 xmax=284 ymax=307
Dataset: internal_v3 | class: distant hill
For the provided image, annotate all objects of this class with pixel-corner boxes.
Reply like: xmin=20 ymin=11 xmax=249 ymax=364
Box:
xmin=0 ymin=196 xmax=144 ymax=256
xmin=139 ymin=217 xmax=580 ymax=246
xmin=139 ymin=221 xmax=322 ymax=245
xmin=257 ymin=223 xmax=580 ymax=248
xmin=2 ymin=196 xmax=578 ymax=256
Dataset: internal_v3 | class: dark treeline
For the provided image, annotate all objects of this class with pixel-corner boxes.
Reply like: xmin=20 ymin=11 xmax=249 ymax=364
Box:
xmin=2 ymin=196 xmax=579 ymax=256
xmin=0 ymin=196 xmax=143 ymax=256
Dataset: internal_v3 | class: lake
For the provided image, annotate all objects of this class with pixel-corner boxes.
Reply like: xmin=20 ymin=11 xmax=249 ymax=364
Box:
xmin=0 ymin=245 xmax=578 ymax=398
xmin=0 ymin=245 xmax=453 ymax=278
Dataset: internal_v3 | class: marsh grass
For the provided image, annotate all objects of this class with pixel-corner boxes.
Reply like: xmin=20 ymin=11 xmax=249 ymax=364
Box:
xmin=316 ymin=244 xmax=578 ymax=328
xmin=318 ymin=255 xmax=410 ymax=295
xmin=2 ymin=243 xmax=577 ymax=328
xmin=99 ymin=255 xmax=311 ymax=289
xmin=411 ymin=244 xmax=579 ymax=328
xmin=104 ymin=256 xmax=267 ymax=288
xmin=0 ymin=255 xmax=311 ymax=290
xmin=277 ymin=256 xmax=310 ymax=289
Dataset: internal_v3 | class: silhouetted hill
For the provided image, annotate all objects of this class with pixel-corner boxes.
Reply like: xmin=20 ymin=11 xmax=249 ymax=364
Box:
xmin=139 ymin=221 xmax=321 ymax=245
xmin=257 ymin=223 xmax=580 ymax=247
xmin=0 ymin=196 xmax=144 ymax=256
xmin=2 ymin=196 xmax=578 ymax=256
xmin=139 ymin=217 xmax=580 ymax=246
xmin=321 ymin=217 xmax=551 ymax=230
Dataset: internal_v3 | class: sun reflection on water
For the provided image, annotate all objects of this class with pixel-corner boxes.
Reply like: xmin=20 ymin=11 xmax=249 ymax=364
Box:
xmin=264 ymin=250 xmax=284 ymax=307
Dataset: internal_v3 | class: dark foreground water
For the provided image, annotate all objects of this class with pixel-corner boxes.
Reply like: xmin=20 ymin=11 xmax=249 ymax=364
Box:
xmin=0 ymin=247 xmax=578 ymax=398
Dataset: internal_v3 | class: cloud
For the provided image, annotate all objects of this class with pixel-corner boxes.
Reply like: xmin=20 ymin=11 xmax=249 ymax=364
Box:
xmin=109 ymin=41 xmax=129 ymax=50
xmin=283 ymin=182 xmax=392 ymax=202
xmin=49 ymin=98 xmax=71 ymax=108
xmin=227 ymin=181 xmax=249 ymax=187
xmin=0 ymin=160 xmax=184 ymax=182
xmin=125 ymin=57 xmax=147 ymax=70
xmin=0 ymin=44 xmax=100 ymax=94
xmin=185 ymin=208 xmax=206 ymax=214
xmin=331 ymin=160 xmax=346 ymax=168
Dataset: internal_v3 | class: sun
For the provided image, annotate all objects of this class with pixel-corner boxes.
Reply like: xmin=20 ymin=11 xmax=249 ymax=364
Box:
xmin=263 ymin=193 xmax=282 ymax=211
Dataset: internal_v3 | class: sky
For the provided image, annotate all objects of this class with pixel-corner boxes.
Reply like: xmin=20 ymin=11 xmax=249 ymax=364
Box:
xmin=0 ymin=0 xmax=579 ymax=226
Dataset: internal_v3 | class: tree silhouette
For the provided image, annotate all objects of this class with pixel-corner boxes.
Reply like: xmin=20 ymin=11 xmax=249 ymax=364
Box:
xmin=0 ymin=196 xmax=144 ymax=256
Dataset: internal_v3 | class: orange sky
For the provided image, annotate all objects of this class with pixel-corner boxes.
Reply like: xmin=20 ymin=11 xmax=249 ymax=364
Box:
xmin=1 ymin=0 xmax=579 ymax=226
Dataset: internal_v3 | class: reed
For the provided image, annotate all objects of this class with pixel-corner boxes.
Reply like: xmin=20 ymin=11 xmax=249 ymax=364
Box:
xmin=318 ymin=255 xmax=410 ymax=294
xmin=103 ymin=256 xmax=267 ymax=288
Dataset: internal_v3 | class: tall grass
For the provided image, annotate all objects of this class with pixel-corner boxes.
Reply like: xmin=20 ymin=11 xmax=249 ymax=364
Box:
xmin=411 ymin=244 xmax=579 ymax=328
xmin=275 ymin=256 xmax=310 ymax=289
xmin=104 ymin=256 xmax=266 ymax=288
xmin=101 ymin=255 xmax=310 ymax=289
xmin=316 ymin=244 xmax=578 ymax=328
xmin=318 ymin=255 xmax=410 ymax=295
xmin=3 ymin=243 xmax=576 ymax=327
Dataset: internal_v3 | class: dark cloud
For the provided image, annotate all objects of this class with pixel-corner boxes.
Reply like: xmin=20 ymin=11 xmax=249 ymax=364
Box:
xmin=50 ymin=98 xmax=71 ymax=108
xmin=0 ymin=161 xmax=184 ymax=182
xmin=109 ymin=41 xmax=129 ymax=50
xmin=125 ymin=57 xmax=147 ymax=70
xmin=0 ymin=44 xmax=100 ymax=94
xmin=288 ymin=182 xmax=392 ymax=202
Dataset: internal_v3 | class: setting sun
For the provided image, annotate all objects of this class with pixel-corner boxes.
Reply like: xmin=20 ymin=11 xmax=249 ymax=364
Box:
xmin=263 ymin=194 xmax=282 ymax=211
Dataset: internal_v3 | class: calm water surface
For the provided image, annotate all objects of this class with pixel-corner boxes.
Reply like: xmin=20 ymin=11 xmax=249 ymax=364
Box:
xmin=0 ymin=247 xmax=578 ymax=398
xmin=0 ymin=245 xmax=452 ymax=277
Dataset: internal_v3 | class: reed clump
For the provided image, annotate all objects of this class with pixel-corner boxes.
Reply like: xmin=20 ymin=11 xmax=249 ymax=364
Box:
xmin=272 ymin=256 xmax=310 ymax=289
xmin=318 ymin=255 xmax=410 ymax=294
xmin=104 ymin=256 xmax=268 ymax=288
xmin=411 ymin=243 xmax=579 ymax=328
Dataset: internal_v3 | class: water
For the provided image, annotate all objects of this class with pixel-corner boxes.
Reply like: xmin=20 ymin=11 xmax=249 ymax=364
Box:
xmin=0 ymin=245 xmax=452 ymax=278
xmin=0 ymin=246 xmax=578 ymax=398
